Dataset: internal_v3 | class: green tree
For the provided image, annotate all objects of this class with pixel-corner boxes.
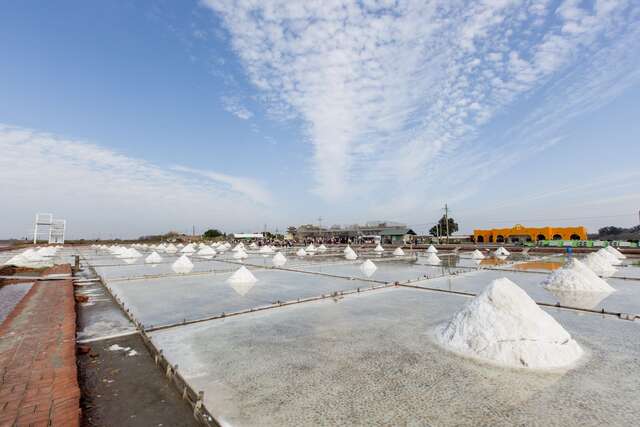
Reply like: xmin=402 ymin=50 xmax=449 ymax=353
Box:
xmin=203 ymin=229 xmax=223 ymax=239
xmin=429 ymin=215 xmax=459 ymax=237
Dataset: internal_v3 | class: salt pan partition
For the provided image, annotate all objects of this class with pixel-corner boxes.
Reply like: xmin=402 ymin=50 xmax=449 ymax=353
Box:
xmin=435 ymin=277 xmax=583 ymax=369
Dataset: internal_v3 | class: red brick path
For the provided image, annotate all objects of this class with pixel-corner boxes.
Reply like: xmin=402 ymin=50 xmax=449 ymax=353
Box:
xmin=0 ymin=270 xmax=80 ymax=426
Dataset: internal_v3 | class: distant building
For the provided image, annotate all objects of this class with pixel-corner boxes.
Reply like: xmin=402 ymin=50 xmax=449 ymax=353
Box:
xmin=291 ymin=221 xmax=416 ymax=244
xmin=473 ymin=224 xmax=587 ymax=243
xmin=232 ymin=233 xmax=264 ymax=239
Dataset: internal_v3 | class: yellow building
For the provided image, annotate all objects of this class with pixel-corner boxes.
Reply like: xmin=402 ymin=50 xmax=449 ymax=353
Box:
xmin=473 ymin=224 xmax=587 ymax=243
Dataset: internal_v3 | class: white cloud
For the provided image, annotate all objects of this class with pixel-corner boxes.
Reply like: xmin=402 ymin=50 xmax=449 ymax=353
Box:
xmin=0 ymin=124 xmax=272 ymax=238
xmin=202 ymin=0 xmax=638 ymax=204
xmin=220 ymin=95 xmax=253 ymax=119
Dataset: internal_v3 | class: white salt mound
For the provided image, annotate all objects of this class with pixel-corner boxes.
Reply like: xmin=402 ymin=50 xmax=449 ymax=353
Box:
xmin=605 ymin=245 xmax=626 ymax=259
xmin=145 ymin=251 xmax=163 ymax=264
xmin=360 ymin=259 xmax=377 ymax=277
xmin=259 ymin=246 xmax=274 ymax=254
xmin=374 ymin=244 xmax=384 ymax=253
xmin=181 ymin=244 xmax=196 ymax=253
xmin=165 ymin=244 xmax=178 ymax=254
xmin=296 ymin=248 xmax=307 ymax=257
xmin=344 ymin=246 xmax=358 ymax=260
xmin=425 ymin=253 xmax=441 ymax=265
xmin=343 ymin=246 xmax=351 ymax=254
xmin=495 ymin=247 xmax=510 ymax=256
xmin=249 ymin=242 xmax=258 ymax=250
xmin=306 ymin=243 xmax=316 ymax=252
xmin=436 ymin=277 xmax=583 ymax=369
xmin=232 ymin=243 xmax=245 ymax=252
xmin=227 ymin=266 xmax=258 ymax=283
xmin=393 ymin=247 xmax=405 ymax=256
xmin=317 ymin=244 xmax=327 ymax=252
xmin=172 ymin=255 xmax=194 ymax=274
xmin=197 ymin=246 xmax=216 ymax=258
xmin=471 ymin=249 xmax=485 ymax=259
xmin=427 ymin=245 xmax=438 ymax=254
xmin=583 ymin=252 xmax=617 ymax=277
xmin=233 ymin=249 xmax=248 ymax=259
xmin=272 ymin=252 xmax=287 ymax=267
xmin=542 ymin=258 xmax=615 ymax=293
xmin=596 ymin=248 xmax=622 ymax=266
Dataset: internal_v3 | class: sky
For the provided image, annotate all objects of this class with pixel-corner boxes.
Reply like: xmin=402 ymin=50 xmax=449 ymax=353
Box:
xmin=1 ymin=0 xmax=639 ymax=239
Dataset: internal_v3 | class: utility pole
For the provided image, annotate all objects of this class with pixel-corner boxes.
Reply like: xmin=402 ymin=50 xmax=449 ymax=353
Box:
xmin=444 ymin=203 xmax=450 ymax=244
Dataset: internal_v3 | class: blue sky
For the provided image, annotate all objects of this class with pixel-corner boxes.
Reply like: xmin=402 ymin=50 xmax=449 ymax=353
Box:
xmin=1 ymin=0 xmax=639 ymax=239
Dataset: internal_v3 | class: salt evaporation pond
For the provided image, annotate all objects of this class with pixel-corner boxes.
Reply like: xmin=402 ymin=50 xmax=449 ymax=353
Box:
xmin=105 ymin=267 xmax=379 ymax=328
xmin=149 ymin=287 xmax=640 ymax=426
xmin=412 ymin=269 xmax=640 ymax=314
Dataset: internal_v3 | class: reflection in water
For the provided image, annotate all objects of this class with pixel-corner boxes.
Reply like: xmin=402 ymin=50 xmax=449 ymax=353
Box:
xmin=546 ymin=288 xmax=611 ymax=310
xmin=229 ymin=280 xmax=255 ymax=297
xmin=515 ymin=261 xmax=564 ymax=271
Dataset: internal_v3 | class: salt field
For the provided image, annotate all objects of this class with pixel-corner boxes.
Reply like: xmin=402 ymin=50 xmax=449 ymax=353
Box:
xmin=4 ymin=242 xmax=639 ymax=425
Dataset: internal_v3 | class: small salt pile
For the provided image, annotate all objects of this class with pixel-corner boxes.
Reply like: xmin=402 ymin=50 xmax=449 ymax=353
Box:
xmin=227 ymin=266 xmax=258 ymax=283
xmin=495 ymin=247 xmax=510 ymax=256
xmin=249 ymin=242 xmax=258 ymax=250
xmin=306 ymin=243 xmax=316 ymax=252
xmin=542 ymin=258 xmax=615 ymax=293
xmin=344 ymin=246 xmax=358 ymax=260
xmin=435 ymin=277 xmax=583 ymax=369
xmin=259 ymin=245 xmax=274 ymax=254
xmin=596 ymin=248 xmax=622 ymax=266
xmin=425 ymin=253 xmax=441 ymax=265
xmin=360 ymin=259 xmax=377 ymax=277
xmin=374 ymin=243 xmax=384 ymax=253
xmin=317 ymin=244 xmax=327 ymax=252
xmin=583 ymin=252 xmax=617 ymax=277
xmin=233 ymin=249 xmax=249 ymax=259
xmin=471 ymin=249 xmax=485 ymax=260
xmin=296 ymin=248 xmax=307 ymax=257
xmin=393 ymin=247 xmax=405 ymax=256
xmin=171 ymin=255 xmax=193 ymax=274
xmin=165 ymin=244 xmax=178 ymax=254
xmin=232 ymin=243 xmax=245 ymax=252
xmin=427 ymin=245 xmax=438 ymax=254
xmin=272 ymin=252 xmax=287 ymax=267
xmin=181 ymin=244 xmax=196 ymax=254
xmin=145 ymin=251 xmax=163 ymax=264
xmin=605 ymin=245 xmax=626 ymax=259
xmin=176 ymin=243 xmax=184 ymax=249
xmin=197 ymin=246 xmax=217 ymax=259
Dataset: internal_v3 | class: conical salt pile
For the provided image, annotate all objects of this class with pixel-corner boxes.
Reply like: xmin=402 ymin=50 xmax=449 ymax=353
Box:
xmin=249 ymin=242 xmax=258 ymax=250
xmin=596 ymin=248 xmax=622 ymax=266
xmin=197 ymin=246 xmax=217 ymax=259
xmin=393 ymin=247 xmax=405 ymax=256
xmin=583 ymin=252 xmax=617 ymax=276
xmin=272 ymin=252 xmax=287 ymax=267
xmin=344 ymin=246 xmax=358 ymax=260
xmin=343 ymin=246 xmax=352 ymax=254
xmin=425 ymin=253 xmax=441 ymax=265
xmin=542 ymin=258 xmax=615 ymax=293
xmin=360 ymin=259 xmax=377 ymax=277
xmin=306 ymin=243 xmax=316 ymax=252
xmin=259 ymin=245 xmax=274 ymax=254
xmin=495 ymin=247 xmax=510 ymax=256
xmin=605 ymin=245 xmax=626 ymax=259
xmin=296 ymin=248 xmax=307 ymax=257
xmin=427 ymin=245 xmax=438 ymax=254
xmin=436 ymin=277 xmax=583 ymax=369
xmin=181 ymin=244 xmax=196 ymax=254
xmin=172 ymin=255 xmax=193 ymax=274
xmin=318 ymin=244 xmax=327 ymax=252
xmin=471 ymin=249 xmax=485 ymax=260
xmin=233 ymin=243 xmax=245 ymax=252
xmin=233 ymin=249 xmax=248 ymax=259
xmin=145 ymin=251 xmax=162 ymax=264
xmin=374 ymin=244 xmax=384 ymax=253
xmin=165 ymin=244 xmax=178 ymax=254
xmin=227 ymin=266 xmax=258 ymax=283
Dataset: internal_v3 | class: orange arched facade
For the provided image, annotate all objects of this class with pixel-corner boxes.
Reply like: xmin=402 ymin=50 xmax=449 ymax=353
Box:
xmin=473 ymin=224 xmax=587 ymax=243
